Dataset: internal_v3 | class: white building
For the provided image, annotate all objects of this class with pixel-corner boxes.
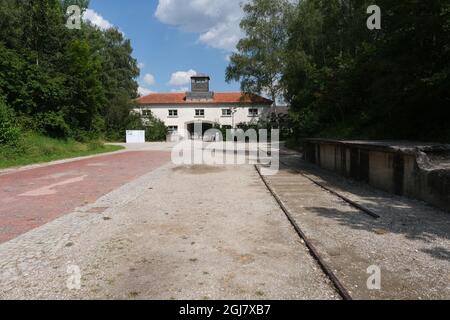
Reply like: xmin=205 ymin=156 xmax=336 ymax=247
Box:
xmin=135 ymin=74 xmax=273 ymax=139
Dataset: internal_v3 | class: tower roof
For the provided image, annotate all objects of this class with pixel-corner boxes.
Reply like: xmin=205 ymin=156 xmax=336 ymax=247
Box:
xmin=191 ymin=73 xmax=210 ymax=80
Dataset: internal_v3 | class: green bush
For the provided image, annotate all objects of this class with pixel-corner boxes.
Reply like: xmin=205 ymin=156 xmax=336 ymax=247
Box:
xmin=0 ymin=99 xmax=20 ymax=146
xmin=129 ymin=111 xmax=168 ymax=142
xmin=37 ymin=111 xmax=70 ymax=138
xmin=145 ymin=119 xmax=168 ymax=142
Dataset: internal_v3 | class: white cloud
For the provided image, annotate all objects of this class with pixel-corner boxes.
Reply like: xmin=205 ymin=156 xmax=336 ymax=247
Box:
xmin=155 ymin=0 xmax=244 ymax=51
xmin=83 ymin=9 xmax=113 ymax=31
xmin=168 ymin=69 xmax=197 ymax=86
xmin=138 ymin=86 xmax=155 ymax=96
xmin=171 ymin=87 xmax=189 ymax=93
xmin=138 ymin=62 xmax=145 ymax=69
xmin=198 ymin=20 xmax=242 ymax=51
xmin=143 ymin=73 xmax=156 ymax=86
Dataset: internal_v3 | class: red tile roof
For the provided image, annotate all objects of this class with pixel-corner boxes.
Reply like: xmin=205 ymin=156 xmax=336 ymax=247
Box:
xmin=135 ymin=92 xmax=273 ymax=105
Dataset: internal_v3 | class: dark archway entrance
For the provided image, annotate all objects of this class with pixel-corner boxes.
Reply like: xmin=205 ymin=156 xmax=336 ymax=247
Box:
xmin=186 ymin=122 xmax=214 ymax=140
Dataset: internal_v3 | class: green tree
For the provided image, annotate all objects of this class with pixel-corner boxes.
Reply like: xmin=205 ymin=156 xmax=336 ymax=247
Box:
xmin=0 ymin=97 xmax=20 ymax=146
xmin=283 ymin=0 xmax=450 ymax=142
xmin=226 ymin=0 xmax=293 ymax=105
xmin=129 ymin=111 xmax=168 ymax=142
xmin=21 ymin=0 xmax=68 ymax=66
xmin=63 ymin=39 xmax=106 ymax=139
xmin=0 ymin=0 xmax=140 ymax=142
xmin=92 ymin=29 xmax=139 ymax=140
xmin=0 ymin=0 xmax=25 ymax=50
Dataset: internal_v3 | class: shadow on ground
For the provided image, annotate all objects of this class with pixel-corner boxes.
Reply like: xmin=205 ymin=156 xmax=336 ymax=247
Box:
xmin=277 ymin=155 xmax=450 ymax=261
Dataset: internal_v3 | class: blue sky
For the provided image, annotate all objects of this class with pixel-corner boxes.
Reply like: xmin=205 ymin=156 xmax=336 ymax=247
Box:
xmin=86 ymin=0 xmax=243 ymax=95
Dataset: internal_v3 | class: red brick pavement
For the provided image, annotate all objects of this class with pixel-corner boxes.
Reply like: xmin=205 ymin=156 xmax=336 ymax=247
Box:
xmin=0 ymin=151 xmax=170 ymax=244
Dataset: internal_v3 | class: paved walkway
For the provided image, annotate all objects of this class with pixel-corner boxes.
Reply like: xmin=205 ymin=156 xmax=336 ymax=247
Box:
xmin=0 ymin=146 xmax=338 ymax=299
xmin=0 ymin=151 xmax=170 ymax=243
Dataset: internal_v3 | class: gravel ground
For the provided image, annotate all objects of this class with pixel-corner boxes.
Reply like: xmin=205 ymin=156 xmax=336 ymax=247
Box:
xmin=261 ymin=148 xmax=450 ymax=300
xmin=0 ymin=159 xmax=338 ymax=300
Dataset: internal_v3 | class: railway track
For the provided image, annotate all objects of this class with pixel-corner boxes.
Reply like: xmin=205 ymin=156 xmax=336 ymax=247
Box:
xmin=255 ymin=152 xmax=384 ymax=300
xmin=258 ymin=146 xmax=379 ymax=219
xmin=255 ymin=164 xmax=353 ymax=300
xmin=255 ymin=150 xmax=386 ymax=299
xmin=278 ymin=159 xmax=380 ymax=220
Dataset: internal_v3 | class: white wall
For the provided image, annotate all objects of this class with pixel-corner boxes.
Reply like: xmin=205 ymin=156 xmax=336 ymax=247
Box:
xmin=135 ymin=104 xmax=271 ymax=138
xmin=126 ymin=130 xmax=145 ymax=143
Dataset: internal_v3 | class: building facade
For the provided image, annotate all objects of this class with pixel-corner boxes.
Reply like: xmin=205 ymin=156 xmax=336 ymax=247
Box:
xmin=135 ymin=74 xmax=273 ymax=139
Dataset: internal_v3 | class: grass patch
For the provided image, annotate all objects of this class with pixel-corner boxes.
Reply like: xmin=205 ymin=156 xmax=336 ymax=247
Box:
xmin=0 ymin=133 xmax=124 ymax=169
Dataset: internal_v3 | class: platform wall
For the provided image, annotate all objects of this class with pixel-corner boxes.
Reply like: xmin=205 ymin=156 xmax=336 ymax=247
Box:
xmin=302 ymin=140 xmax=450 ymax=212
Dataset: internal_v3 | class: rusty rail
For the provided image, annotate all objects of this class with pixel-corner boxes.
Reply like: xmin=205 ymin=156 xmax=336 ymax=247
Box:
xmin=255 ymin=165 xmax=353 ymax=300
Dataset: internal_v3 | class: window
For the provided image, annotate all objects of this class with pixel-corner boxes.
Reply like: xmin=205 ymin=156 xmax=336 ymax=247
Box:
xmin=142 ymin=110 xmax=152 ymax=117
xmin=222 ymin=109 xmax=232 ymax=117
xmin=168 ymin=109 xmax=178 ymax=117
xmin=168 ymin=126 xmax=178 ymax=134
xmin=195 ymin=109 xmax=205 ymax=117
xmin=249 ymin=108 xmax=259 ymax=117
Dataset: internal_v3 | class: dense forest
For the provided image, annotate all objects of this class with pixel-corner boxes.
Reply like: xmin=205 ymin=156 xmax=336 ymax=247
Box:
xmin=227 ymin=0 xmax=450 ymax=143
xmin=0 ymin=0 xmax=143 ymax=144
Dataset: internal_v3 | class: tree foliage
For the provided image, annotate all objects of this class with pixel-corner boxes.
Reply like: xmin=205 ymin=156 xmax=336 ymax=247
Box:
xmin=128 ymin=111 xmax=168 ymax=142
xmin=226 ymin=0 xmax=293 ymax=105
xmin=0 ymin=98 xmax=20 ymax=146
xmin=229 ymin=0 xmax=450 ymax=142
xmin=283 ymin=0 xmax=450 ymax=142
xmin=0 ymin=0 xmax=140 ymax=142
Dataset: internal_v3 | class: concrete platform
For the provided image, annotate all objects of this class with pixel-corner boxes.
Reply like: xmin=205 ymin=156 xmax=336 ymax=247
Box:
xmin=302 ymin=139 xmax=450 ymax=211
